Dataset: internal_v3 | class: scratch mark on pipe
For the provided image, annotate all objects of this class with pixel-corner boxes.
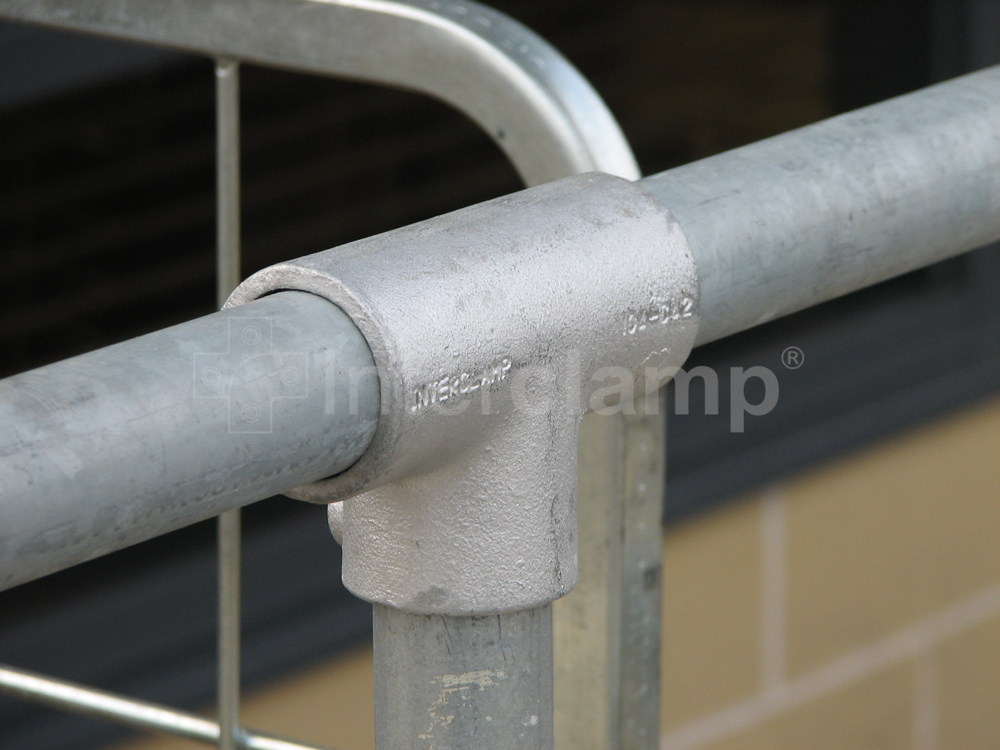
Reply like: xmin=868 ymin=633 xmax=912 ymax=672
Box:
xmin=418 ymin=669 xmax=507 ymax=747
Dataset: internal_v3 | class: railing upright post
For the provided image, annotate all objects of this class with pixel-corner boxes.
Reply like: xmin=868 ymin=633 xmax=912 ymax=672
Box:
xmin=373 ymin=605 xmax=555 ymax=750
xmin=554 ymin=396 xmax=665 ymax=750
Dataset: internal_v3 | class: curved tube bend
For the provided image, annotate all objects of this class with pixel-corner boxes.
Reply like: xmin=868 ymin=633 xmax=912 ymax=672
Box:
xmin=0 ymin=0 xmax=640 ymax=185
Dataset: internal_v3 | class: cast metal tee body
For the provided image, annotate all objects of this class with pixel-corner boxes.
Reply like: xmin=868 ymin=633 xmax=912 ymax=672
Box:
xmin=229 ymin=172 xmax=700 ymax=616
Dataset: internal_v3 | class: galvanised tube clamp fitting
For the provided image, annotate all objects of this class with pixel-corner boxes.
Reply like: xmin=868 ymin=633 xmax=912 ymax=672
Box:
xmin=229 ymin=173 xmax=699 ymax=615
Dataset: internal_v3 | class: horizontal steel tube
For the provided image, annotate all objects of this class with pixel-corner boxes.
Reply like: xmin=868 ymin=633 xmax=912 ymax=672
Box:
xmin=0 ymin=290 xmax=378 ymax=591
xmin=642 ymin=64 xmax=1000 ymax=345
xmin=1 ymin=68 xmax=999 ymax=589
xmin=0 ymin=664 xmax=329 ymax=750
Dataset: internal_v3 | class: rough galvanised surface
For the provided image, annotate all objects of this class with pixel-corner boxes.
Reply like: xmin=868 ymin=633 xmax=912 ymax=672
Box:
xmin=644 ymin=64 xmax=1000 ymax=346
xmin=0 ymin=292 xmax=378 ymax=591
xmin=373 ymin=604 xmax=554 ymax=750
xmin=0 ymin=0 xmax=643 ymax=599
xmin=230 ymin=173 xmax=700 ymax=615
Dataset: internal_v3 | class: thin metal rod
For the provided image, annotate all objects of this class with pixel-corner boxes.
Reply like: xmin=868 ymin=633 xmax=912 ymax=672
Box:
xmin=218 ymin=503 xmax=242 ymax=750
xmin=216 ymin=56 xmax=242 ymax=750
xmin=0 ymin=664 xmax=332 ymax=750
xmin=216 ymin=57 xmax=242 ymax=305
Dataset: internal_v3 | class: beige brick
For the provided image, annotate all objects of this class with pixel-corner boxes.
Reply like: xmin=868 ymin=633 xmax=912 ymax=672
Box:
xmin=661 ymin=497 xmax=761 ymax=730
xmin=114 ymin=645 xmax=375 ymax=750
xmin=703 ymin=662 xmax=913 ymax=750
xmin=784 ymin=397 xmax=1000 ymax=674
xmin=938 ymin=615 xmax=1000 ymax=748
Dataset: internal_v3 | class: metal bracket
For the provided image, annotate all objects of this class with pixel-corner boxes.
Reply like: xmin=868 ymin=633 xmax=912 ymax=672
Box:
xmin=229 ymin=173 xmax=699 ymax=615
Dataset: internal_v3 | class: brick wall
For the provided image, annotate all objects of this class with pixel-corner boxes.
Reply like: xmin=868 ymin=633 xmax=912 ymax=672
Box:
xmin=660 ymin=396 xmax=1000 ymax=749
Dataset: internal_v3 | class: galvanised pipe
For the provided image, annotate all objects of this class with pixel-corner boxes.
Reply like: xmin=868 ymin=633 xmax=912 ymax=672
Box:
xmin=372 ymin=604 xmax=554 ymax=750
xmin=647 ymin=64 xmax=1000 ymax=346
xmin=2 ymin=65 xmax=1000 ymax=590
xmin=0 ymin=290 xmax=378 ymax=591
xmin=0 ymin=0 xmax=640 ymax=186
xmin=0 ymin=4 xmax=644 ymax=746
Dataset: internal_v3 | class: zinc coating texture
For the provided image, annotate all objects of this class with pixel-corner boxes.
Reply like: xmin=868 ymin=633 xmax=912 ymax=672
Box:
xmin=373 ymin=603 xmax=554 ymax=750
xmin=644 ymin=64 xmax=1000 ymax=346
xmin=228 ymin=173 xmax=701 ymax=615
xmin=0 ymin=292 xmax=379 ymax=591
xmin=2 ymin=66 xmax=1000 ymax=594
xmin=0 ymin=0 xmax=641 ymax=596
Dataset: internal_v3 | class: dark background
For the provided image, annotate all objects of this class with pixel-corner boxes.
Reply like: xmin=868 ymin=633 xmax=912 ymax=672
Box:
xmin=1 ymin=1 xmax=999 ymax=748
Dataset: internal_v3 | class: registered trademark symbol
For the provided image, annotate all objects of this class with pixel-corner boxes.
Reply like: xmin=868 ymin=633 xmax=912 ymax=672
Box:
xmin=782 ymin=346 xmax=804 ymax=369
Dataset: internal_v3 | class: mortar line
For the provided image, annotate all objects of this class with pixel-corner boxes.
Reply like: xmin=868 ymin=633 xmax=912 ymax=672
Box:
xmin=661 ymin=583 xmax=1000 ymax=750
xmin=912 ymin=650 xmax=938 ymax=750
xmin=760 ymin=488 xmax=787 ymax=691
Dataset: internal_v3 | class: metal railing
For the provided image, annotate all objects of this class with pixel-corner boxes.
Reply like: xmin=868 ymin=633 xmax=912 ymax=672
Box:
xmin=0 ymin=2 xmax=645 ymax=748
xmin=1 ymin=2 xmax=1000 ymax=749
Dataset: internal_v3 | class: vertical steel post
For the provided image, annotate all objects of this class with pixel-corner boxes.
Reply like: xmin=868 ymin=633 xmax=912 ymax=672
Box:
xmin=215 ymin=56 xmax=242 ymax=750
xmin=372 ymin=604 xmax=554 ymax=750
xmin=618 ymin=400 xmax=666 ymax=749
xmin=554 ymin=395 xmax=665 ymax=750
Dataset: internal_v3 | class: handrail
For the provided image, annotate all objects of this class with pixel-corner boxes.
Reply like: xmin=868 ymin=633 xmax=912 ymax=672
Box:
xmin=644 ymin=64 xmax=1000 ymax=345
xmin=0 ymin=0 xmax=640 ymax=185
xmin=2 ymin=7 xmax=1000 ymax=747
xmin=2 ymin=65 xmax=999 ymax=591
